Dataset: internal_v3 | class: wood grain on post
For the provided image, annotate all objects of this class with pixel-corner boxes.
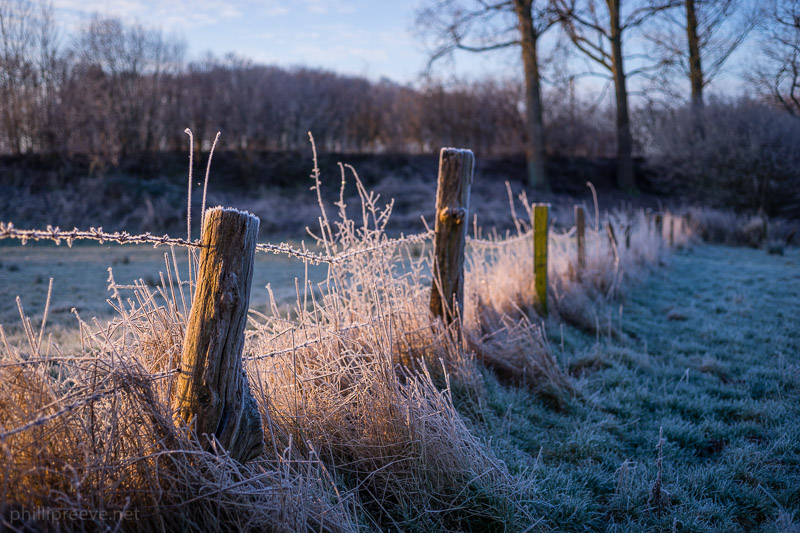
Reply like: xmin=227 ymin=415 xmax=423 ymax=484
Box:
xmin=430 ymin=148 xmax=474 ymax=324
xmin=574 ymin=205 xmax=586 ymax=276
xmin=173 ymin=207 xmax=263 ymax=463
xmin=533 ymin=203 xmax=549 ymax=316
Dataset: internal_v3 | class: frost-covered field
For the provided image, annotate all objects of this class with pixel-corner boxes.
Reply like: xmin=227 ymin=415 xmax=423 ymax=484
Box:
xmin=502 ymin=244 xmax=800 ymax=530
xmin=0 ymin=234 xmax=797 ymax=530
xmin=0 ymin=243 xmax=324 ymax=326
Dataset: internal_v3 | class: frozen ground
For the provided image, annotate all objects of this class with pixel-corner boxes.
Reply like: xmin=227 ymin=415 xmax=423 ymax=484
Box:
xmin=0 ymin=241 xmax=798 ymax=530
xmin=0 ymin=242 xmax=324 ymax=333
xmin=469 ymin=243 xmax=800 ymax=530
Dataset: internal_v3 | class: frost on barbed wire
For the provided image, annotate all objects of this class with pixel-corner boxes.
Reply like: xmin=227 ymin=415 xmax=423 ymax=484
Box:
xmin=0 ymin=221 xmax=444 ymax=265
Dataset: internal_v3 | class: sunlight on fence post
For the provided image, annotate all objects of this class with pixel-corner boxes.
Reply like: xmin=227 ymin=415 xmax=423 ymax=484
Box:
xmin=574 ymin=205 xmax=586 ymax=277
xmin=533 ymin=203 xmax=550 ymax=316
xmin=430 ymin=148 xmax=474 ymax=325
xmin=173 ymin=207 xmax=263 ymax=463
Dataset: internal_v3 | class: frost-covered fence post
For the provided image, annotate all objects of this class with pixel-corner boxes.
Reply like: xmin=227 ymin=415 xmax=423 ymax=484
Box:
xmin=533 ymin=203 xmax=550 ymax=316
xmin=575 ymin=205 xmax=586 ymax=277
xmin=624 ymin=223 xmax=632 ymax=249
xmin=173 ymin=207 xmax=263 ymax=463
xmin=607 ymin=219 xmax=619 ymax=245
xmin=668 ymin=213 xmax=675 ymax=247
xmin=654 ymin=213 xmax=664 ymax=240
xmin=430 ymin=148 xmax=474 ymax=325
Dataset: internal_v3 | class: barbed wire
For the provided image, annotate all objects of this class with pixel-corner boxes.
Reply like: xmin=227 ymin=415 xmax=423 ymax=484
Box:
xmin=0 ymin=222 xmax=198 ymax=248
xmin=1 ymin=221 xmax=538 ymax=267
xmin=0 ymin=222 xmax=435 ymax=265
xmin=466 ymin=230 xmax=532 ymax=248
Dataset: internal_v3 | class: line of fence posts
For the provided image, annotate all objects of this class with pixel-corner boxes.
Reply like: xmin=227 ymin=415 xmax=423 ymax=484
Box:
xmin=180 ymin=148 xmax=700 ymax=462
xmin=427 ymin=150 xmax=553 ymax=323
xmin=9 ymin=145 xmax=702 ymax=465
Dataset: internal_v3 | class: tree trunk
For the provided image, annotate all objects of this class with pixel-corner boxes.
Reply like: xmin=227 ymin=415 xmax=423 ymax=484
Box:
xmin=685 ymin=0 xmax=705 ymax=136
xmin=686 ymin=0 xmax=703 ymax=107
xmin=514 ymin=0 xmax=549 ymax=191
xmin=607 ymin=0 xmax=636 ymax=192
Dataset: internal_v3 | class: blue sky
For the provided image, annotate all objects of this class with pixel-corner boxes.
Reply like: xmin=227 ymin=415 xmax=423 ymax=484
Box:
xmin=51 ymin=0 xmax=757 ymax=98
xmin=52 ymin=0 xmax=517 ymax=84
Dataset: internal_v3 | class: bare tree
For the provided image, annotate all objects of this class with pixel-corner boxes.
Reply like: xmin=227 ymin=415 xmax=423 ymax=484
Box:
xmin=72 ymin=16 xmax=184 ymax=164
xmin=554 ymin=0 xmax=676 ymax=191
xmin=416 ymin=0 xmax=558 ymax=190
xmin=0 ymin=0 xmax=37 ymax=154
xmin=752 ymin=0 xmax=800 ymax=116
xmin=646 ymin=0 xmax=755 ymax=111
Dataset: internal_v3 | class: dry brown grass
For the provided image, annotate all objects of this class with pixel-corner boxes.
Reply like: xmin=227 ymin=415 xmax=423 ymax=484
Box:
xmin=0 ymin=158 xmax=682 ymax=530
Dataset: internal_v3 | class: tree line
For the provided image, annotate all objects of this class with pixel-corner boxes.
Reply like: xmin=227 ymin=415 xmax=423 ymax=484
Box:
xmin=1 ymin=0 xmax=799 ymax=202
xmin=418 ymin=0 xmax=800 ymax=191
xmin=0 ymin=2 xmax=529 ymax=166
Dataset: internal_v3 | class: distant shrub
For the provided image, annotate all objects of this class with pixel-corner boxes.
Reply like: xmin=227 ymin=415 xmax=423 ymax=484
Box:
xmin=641 ymin=99 xmax=800 ymax=217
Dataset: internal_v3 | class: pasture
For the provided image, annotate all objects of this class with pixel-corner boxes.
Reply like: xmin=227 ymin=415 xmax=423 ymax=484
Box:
xmin=1 ymin=190 xmax=797 ymax=530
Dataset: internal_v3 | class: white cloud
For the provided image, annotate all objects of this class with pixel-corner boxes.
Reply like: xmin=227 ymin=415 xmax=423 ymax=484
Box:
xmin=299 ymin=0 xmax=356 ymax=15
xmin=53 ymin=0 xmax=244 ymax=31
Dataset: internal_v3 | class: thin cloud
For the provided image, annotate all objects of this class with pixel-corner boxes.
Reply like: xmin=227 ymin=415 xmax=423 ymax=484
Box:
xmin=53 ymin=0 xmax=243 ymax=30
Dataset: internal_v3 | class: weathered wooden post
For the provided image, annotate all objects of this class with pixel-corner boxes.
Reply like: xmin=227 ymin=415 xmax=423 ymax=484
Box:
xmin=654 ymin=213 xmax=664 ymax=240
xmin=533 ymin=203 xmax=550 ymax=316
xmin=430 ymin=148 xmax=474 ymax=325
xmin=606 ymin=221 xmax=619 ymax=260
xmin=574 ymin=205 xmax=586 ymax=277
xmin=173 ymin=207 xmax=263 ymax=463
xmin=668 ymin=213 xmax=675 ymax=247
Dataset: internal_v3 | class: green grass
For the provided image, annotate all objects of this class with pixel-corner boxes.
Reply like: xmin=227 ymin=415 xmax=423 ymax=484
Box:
xmin=456 ymin=244 xmax=800 ymax=531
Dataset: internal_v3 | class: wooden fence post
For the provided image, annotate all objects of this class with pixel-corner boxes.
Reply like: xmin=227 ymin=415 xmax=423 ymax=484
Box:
xmin=654 ymin=213 xmax=663 ymax=239
xmin=606 ymin=222 xmax=619 ymax=260
xmin=533 ymin=203 xmax=550 ymax=316
xmin=173 ymin=207 xmax=263 ymax=463
xmin=624 ymin=223 xmax=632 ymax=250
xmin=574 ymin=205 xmax=586 ymax=276
xmin=668 ymin=213 xmax=675 ymax=247
xmin=430 ymin=148 xmax=474 ymax=325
